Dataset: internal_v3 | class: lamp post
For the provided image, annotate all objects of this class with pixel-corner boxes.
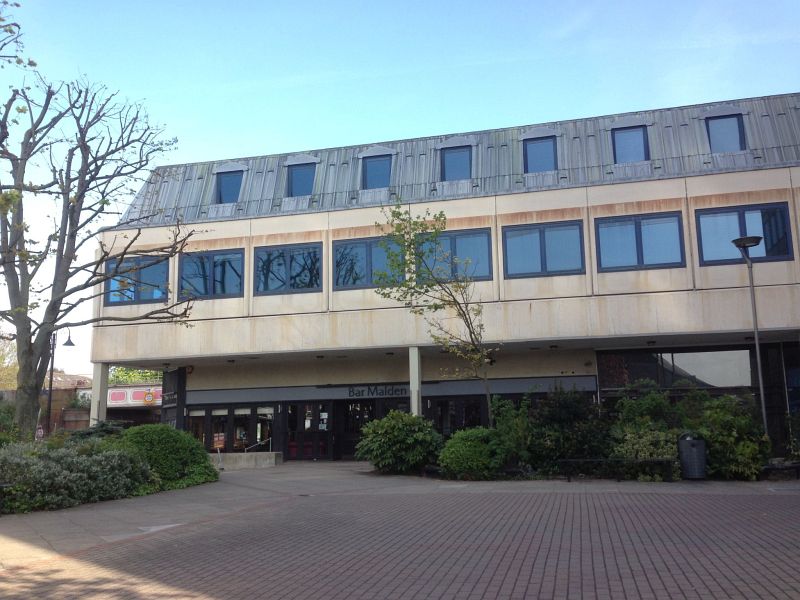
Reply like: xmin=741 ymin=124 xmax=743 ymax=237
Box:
xmin=731 ymin=236 xmax=768 ymax=436
xmin=45 ymin=329 xmax=75 ymax=436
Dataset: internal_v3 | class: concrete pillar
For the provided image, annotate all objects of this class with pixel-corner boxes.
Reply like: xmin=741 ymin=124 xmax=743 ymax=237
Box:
xmin=409 ymin=346 xmax=422 ymax=416
xmin=90 ymin=362 xmax=109 ymax=424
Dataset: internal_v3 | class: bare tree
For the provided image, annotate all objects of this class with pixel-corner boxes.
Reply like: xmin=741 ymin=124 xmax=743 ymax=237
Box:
xmin=375 ymin=202 xmax=498 ymax=420
xmin=0 ymin=6 xmax=193 ymax=433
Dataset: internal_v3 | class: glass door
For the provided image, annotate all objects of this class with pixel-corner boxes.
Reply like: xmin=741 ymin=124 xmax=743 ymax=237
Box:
xmin=286 ymin=402 xmax=332 ymax=460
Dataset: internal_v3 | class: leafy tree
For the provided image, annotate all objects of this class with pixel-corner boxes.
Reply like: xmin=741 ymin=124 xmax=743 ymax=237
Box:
xmin=0 ymin=337 xmax=16 ymax=388
xmin=375 ymin=202 xmax=497 ymax=417
xmin=0 ymin=4 xmax=194 ymax=434
xmin=108 ymin=366 xmax=162 ymax=386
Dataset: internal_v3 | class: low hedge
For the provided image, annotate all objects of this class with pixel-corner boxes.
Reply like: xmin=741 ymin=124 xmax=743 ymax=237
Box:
xmin=0 ymin=442 xmax=149 ymax=513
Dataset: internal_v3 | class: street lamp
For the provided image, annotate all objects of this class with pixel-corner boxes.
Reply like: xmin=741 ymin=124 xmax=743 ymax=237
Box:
xmin=731 ymin=236 xmax=768 ymax=436
xmin=45 ymin=329 xmax=76 ymax=436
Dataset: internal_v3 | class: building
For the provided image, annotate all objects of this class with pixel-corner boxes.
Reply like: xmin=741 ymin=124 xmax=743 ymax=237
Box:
xmin=90 ymin=93 xmax=800 ymax=458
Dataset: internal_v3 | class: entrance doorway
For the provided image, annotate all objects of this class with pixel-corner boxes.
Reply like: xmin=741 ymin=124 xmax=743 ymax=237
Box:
xmin=285 ymin=402 xmax=332 ymax=460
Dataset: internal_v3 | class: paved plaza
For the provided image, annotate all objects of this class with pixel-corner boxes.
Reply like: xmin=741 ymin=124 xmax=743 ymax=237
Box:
xmin=0 ymin=462 xmax=799 ymax=599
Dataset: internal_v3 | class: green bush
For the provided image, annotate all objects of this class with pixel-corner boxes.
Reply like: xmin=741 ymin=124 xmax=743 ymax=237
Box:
xmin=616 ymin=386 xmax=685 ymax=429
xmin=439 ymin=427 xmax=505 ymax=480
xmin=490 ymin=397 xmax=532 ymax=469
xmin=355 ymin=411 xmax=442 ymax=474
xmin=0 ymin=442 xmax=149 ymax=513
xmin=112 ymin=424 xmax=218 ymax=489
xmin=528 ymin=389 xmax=612 ymax=474
xmin=610 ymin=425 xmax=680 ymax=481
xmin=698 ymin=396 xmax=769 ymax=480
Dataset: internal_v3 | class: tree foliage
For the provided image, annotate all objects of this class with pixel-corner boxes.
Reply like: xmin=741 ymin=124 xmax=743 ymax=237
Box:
xmin=375 ymin=203 xmax=497 ymax=411
xmin=108 ymin=366 xmax=161 ymax=386
xmin=0 ymin=3 xmax=194 ymax=433
xmin=0 ymin=337 xmax=16 ymax=388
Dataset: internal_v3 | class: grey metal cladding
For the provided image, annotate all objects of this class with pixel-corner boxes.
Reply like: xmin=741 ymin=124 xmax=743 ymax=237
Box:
xmin=122 ymin=93 xmax=800 ymax=228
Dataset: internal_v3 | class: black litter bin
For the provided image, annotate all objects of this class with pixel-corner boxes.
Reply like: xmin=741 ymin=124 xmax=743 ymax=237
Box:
xmin=678 ymin=433 xmax=706 ymax=480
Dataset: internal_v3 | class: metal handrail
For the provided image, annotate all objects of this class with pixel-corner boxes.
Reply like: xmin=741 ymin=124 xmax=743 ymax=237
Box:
xmin=244 ymin=439 xmax=272 ymax=452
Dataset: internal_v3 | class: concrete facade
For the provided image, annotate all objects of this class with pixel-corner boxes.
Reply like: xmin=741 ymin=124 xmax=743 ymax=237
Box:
xmin=90 ymin=94 xmax=800 ymax=456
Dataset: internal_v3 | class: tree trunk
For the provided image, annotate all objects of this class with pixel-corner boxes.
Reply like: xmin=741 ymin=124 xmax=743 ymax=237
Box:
xmin=15 ymin=367 xmax=41 ymax=435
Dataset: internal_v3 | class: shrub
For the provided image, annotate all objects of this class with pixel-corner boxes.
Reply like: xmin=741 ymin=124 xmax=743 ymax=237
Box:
xmin=439 ymin=427 xmax=505 ymax=480
xmin=528 ymin=389 xmax=612 ymax=474
xmin=113 ymin=424 xmax=218 ymax=489
xmin=611 ymin=425 xmax=680 ymax=481
xmin=490 ymin=397 xmax=532 ymax=469
xmin=0 ymin=442 xmax=149 ymax=513
xmin=698 ymin=396 xmax=770 ymax=480
xmin=355 ymin=411 xmax=442 ymax=474
xmin=616 ymin=386 xmax=685 ymax=429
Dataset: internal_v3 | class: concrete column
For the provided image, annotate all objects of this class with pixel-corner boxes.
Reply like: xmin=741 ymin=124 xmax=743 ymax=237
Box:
xmin=90 ymin=362 xmax=109 ymax=424
xmin=409 ymin=346 xmax=422 ymax=416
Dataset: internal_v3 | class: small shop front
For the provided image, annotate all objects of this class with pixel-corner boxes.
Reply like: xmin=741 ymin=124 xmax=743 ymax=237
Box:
xmin=180 ymin=382 xmax=411 ymax=460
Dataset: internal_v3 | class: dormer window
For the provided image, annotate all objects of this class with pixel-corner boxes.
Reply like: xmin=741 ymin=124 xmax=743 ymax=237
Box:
xmin=216 ymin=171 xmax=243 ymax=204
xmin=612 ymin=126 xmax=649 ymax=163
xmin=362 ymin=155 xmax=392 ymax=189
xmin=288 ymin=163 xmax=316 ymax=197
xmin=441 ymin=146 xmax=471 ymax=181
xmin=706 ymin=115 xmax=745 ymax=153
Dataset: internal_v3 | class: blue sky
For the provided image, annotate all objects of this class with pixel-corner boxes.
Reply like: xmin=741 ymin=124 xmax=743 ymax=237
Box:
xmin=20 ymin=0 xmax=800 ymax=166
xmin=10 ymin=0 xmax=800 ymax=373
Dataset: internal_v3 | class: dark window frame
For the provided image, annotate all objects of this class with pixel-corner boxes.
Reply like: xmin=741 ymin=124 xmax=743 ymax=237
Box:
xmin=523 ymin=136 xmax=558 ymax=173
xmin=361 ymin=154 xmax=392 ymax=190
xmin=502 ymin=220 xmax=584 ymax=279
xmin=595 ymin=211 xmax=685 ymax=273
xmin=420 ymin=228 xmax=494 ymax=282
xmin=179 ymin=249 xmax=245 ymax=300
xmin=254 ymin=242 xmax=323 ymax=296
xmin=695 ymin=202 xmax=793 ymax=266
xmin=215 ymin=170 xmax=244 ymax=204
xmin=440 ymin=145 xmax=472 ymax=182
xmin=104 ymin=256 xmax=170 ymax=306
xmin=705 ymin=114 xmax=746 ymax=153
xmin=611 ymin=125 xmax=650 ymax=163
xmin=287 ymin=163 xmax=316 ymax=197
xmin=333 ymin=237 xmax=398 ymax=290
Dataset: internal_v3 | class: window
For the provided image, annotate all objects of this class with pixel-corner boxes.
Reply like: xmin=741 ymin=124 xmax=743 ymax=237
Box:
xmin=503 ymin=221 xmax=583 ymax=278
xmin=596 ymin=212 xmax=684 ymax=271
xmin=612 ymin=126 xmax=649 ymax=163
xmin=420 ymin=229 xmax=492 ymax=281
xmin=106 ymin=257 xmax=169 ymax=304
xmin=216 ymin=171 xmax=243 ymax=204
xmin=179 ymin=250 xmax=244 ymax=299
xmin=254 ymin=243 xmax=322 ymax=294
xmin=287 ymin=163 xmax=315 ymax=197
xmin=334 ymin=238 xmax=399 ymax=289
xmin=362 ymin=155 xmax=391 ymax=189
xmin=696 ymin=203 xmax=792 ymax=265
xmin=706 ymin=115 xmax=746 ymax=153
xmin=523 ymin=137 xmax=557 ymax=173
xmin=441 ymin=146 xmax=471 ymax=181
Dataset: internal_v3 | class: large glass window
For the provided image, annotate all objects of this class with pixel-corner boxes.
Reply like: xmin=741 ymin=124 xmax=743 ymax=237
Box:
xmin=596 ymin=213 xmax=684 ymax=271
xmin=612 ymin=125 xmax=649 ymax=163
xmin=706 ymin=115 xmax=745 ymax=153
xmin=362 ymin=155 xmax=391 ymax=189
xmin=503 ymin=221 xmax=583 ymax=278
xmin=287 ymin=163 xmax=316 ymax=197
xmin=216 ymin=170 xmax=243 ymax=204
xmin=254 ymin=243 xmax=321 ymax=294
xmin=179 ymin=249 xmax=244 ymax=299
xmin=334 ymin=238 xmax=399 ymax=289
xmin=106 ymin=256 xmax=169 ymax=305
xmin=696 ymin=203 xmax=792 ymax=265
xmin=523 ymin=137 xmax=557 ymax=173
xmin=420 ymin=229 xmax=492 ymax=281
xmin=441 ymin=146 xmax=471 ymax=181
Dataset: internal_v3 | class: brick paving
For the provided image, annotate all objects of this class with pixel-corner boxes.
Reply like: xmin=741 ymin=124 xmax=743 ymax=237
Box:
xmin=1 ymin=463 xmax=799 ymax=599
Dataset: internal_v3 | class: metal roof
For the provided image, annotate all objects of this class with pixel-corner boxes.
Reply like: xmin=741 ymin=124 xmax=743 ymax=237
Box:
xmin=123 ymin=93 xmax=800 ymax=227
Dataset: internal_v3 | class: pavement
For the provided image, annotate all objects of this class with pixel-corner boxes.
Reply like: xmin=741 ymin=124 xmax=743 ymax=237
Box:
xmin=1 ymin=462 xmax=799 ymax=599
